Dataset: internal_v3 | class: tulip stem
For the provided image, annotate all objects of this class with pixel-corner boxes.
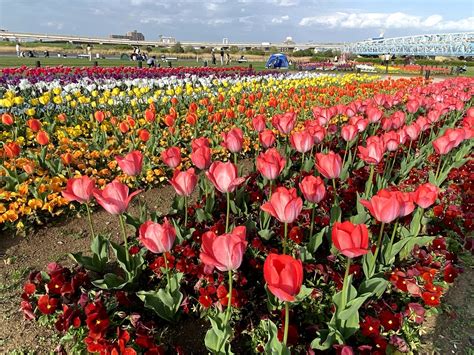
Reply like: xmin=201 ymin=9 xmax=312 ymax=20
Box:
xmin=283 ymin=301 xmax=290 ymax=346
xmin=283 ymin=222 xmax=288 ymax=254
xmin=386 ymin=220 xmax=399 ymax=264
xmin=184 ymin=196 xmax=188 ymax=227
xmin=233 ymin=152 xmax=237 ymax=166
xmin=435 ymin=157 xmax=442 ymax=180
xmin=85 ymin=203 xmax=95 ymax=239
xmin=332 ymin=178 xmax=337 ymax=205
xmin=309 ymin=204 xmax=316 ymax=238
xmin=119 ymin=214 xmax=130 ymax=266
xmin=365 ymin=165 xmax=375 ymax=198
xmin=340 ymin=257 xmax=351 ymax=312
xmin=225 ymin=270 xmax=233 ymax=325
xmin=269 ymin=180 xmax=273 ymax=199
xmin=341 ymin=140 xmax=349 ymax=171
xmin=163 ymin=251 xmax=171 ymax=288
xmin=225 ymin=192 xmax=230 ymax=233
xmin=301 ymin=152 xmax=305 ymax=167
xmin=369 ymin=222 xmax=385 ymax=276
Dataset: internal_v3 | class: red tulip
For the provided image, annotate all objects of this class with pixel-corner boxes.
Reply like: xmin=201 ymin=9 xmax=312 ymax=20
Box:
xmin=93 ymin=181 xmax=141 ymax=215
xmin=332 ymin=221 xmax=369 ymax=258
xmin=252 ymin=114 xmax=266 ymax=132
xmin=221 ymin=127 xmax=243 ymax=153
xmin=290 ymin=130 xmax=313 ymax=153
xmin=261 ymin=187 xmax=302 ymax=224
xmin=256 ymin=148 xmax=286 ymax=180
xmin=62 ymin=176 xmax=95 ymax=204
xmin=145 ymin=109 xmax=155 ymax=123
xmin=272 ymin=112 xmax=297 ymax=135
xmin=161 ymin=147 xmax=181 ymax=169
xmin=138 ymin=128 xmax=150 ymax=142
xmin=341 ymin=124 xmax=358 ymax=142
xmin=263 ymin=253 xmax=303 ymax=302
xmin=139 ymin=218 xmax=176 ymax=254
xmin=4 ymin=142 xmax=20 ymax=158
xmin=191 ymin=146 xmax=212 ymax=170
xmin=299 ymin=175 xmax=326 ymax=203
xmin=315 ymin=151 xmax=342 ymax=179
xmin=1 ymin=113 xmax=14 ymax=125
xmin=308 ymin=124 xmax=326 ymax=144
xmin=360 ymin=189 xmax=401 ymax=223
xmin=94 ymin=111 xmax=105 ymax=123
xmin=413 ymin=183 xmax=439 ymax=208
xmin=119 ymin=121 xmax=129 ymax=133
xmin=27 ymin=118 xmax=41 ymax=132
xmin=206 ymin=161 xmax=245 ymax=193
xmin=259 ymin=129 xmax=276 ymax=148
xmin=116 ymin=150 xmax=143 ymax=176
xmin=358 ymin=141 xmax=385 ymax=165
xmin=200 ymin=226 xmax=247 ymax=272
xmin=444 ymin=128 xmax=465 ymax=147
xmin=169 ymin=168 xmax=198 ymax=197
xmin=36 ymin=130 xmax=49 ymax=145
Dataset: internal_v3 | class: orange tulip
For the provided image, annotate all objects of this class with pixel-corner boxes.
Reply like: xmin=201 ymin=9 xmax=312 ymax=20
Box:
xmin=36 ymin=131 xmax=49 ymax=145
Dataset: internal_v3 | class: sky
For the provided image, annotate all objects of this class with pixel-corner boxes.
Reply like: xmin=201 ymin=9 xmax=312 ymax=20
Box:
xmin=0 ymin=0 xmax=473 ymax=43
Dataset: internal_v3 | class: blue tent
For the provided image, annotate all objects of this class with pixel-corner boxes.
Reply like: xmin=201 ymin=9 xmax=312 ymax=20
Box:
xmin=265 ymin=53 xmax=289 ymax=69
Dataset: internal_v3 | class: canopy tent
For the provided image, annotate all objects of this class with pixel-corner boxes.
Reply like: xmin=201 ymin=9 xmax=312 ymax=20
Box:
xmin=265 ymin=53 xmax=289 ymax=69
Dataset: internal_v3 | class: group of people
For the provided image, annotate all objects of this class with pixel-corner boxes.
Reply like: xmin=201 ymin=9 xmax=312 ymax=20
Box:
xmin=211 ymin=48 xmax=231 ymax=65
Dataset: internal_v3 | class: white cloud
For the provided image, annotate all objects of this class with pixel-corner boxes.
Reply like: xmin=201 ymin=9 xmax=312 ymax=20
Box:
xmin=272 ymin=0 xmax=298 ymax=6
xmin=271 ymin=15 xmax=290 ymax=24
xmin=299 ymin=12 xmax=474 ymax=31
xmin=140 ymin=17 xmax=173 ymax=25
xmin=43 ymin=21 xmax=64 ymax=30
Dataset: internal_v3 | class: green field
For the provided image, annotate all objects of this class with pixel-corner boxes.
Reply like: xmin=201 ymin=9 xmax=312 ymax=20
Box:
xmin=0 ymin=55 xmax=472 ymax=77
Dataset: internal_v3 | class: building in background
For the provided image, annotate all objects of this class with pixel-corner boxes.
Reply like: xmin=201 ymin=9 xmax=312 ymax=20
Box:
xmin=158 ymin=35 xmax=176 ymax=44
xmin=109 ymin=30 xmax=145 ymax=41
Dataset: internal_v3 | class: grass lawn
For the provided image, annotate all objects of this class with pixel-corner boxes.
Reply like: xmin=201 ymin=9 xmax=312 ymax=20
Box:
xmin=0 ymin=55 xmax=472 ymax=78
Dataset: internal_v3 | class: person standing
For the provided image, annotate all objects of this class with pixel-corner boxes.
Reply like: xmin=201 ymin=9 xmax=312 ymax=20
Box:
xmin=86 ymin=44 xmax=92 ymax=61
xmin=220 ymin=48 xmax=224 ymax=65
xmin=212 ymin=50 xmax=216 ymax=65
xmin=16 ymin=42 xmax=20 ymax=57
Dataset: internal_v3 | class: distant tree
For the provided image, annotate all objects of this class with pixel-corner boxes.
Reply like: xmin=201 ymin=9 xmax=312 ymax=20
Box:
xmin=229 ymin=46 xmax=240 ymax=54
xmin=172 ymin=42 xmax=185 ymax=53
xmin=184 ymin=46 xmax=197 ymax=53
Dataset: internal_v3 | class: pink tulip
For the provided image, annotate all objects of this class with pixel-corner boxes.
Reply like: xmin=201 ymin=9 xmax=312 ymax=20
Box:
xmin=315 ymin=151 xmax=342 ymax=179
xmin=406 ymin=99 xmax=421 ymax=114
xmin=169 ymin=168 xmax=198 ymax=197
xmin=358 ymin=141 xmax=385 ymax=165
xmin=366 ymin=106 xmax=383 ymax=123
xmin=161 ymin=147 xmax=181 ymax=169
xmin=190 ymin=146 xmax=212 ymax=170
xmin=405 ymin=123 xmax=421 ymax=141
xmin=252 ymin=114 xmax=266 ymax=132
xmin=139 ymin=218 xmax=176 ymax=254
xmin=383 ymin=131 xmax=400 ymax=152
xmin=341 ymin=124 xmax=358 ymax=142
xmin=432 ymin=135 xmax=455 ymax=155
xmin=299 ymin=175 xmax=326 ymax=204
xmin=290 ymin=130 xmax=313 ymax=153
xmin=259 ymin=129 xmax=276 ymax=148
xmin=360 ymin=189 xmax=401 ymax=224
xmin=272 ymin=112 xmax=297 ymax=135
xmin=261 ymin=187 xmax=302 ymax=224
xmin=413 ymin=183 xmax=439 ymax=209
xmin=256 ymin=148 xmax=286 ymax=181
xmin=307 ymin=124 xmax=326 ymax=144
xmin=206 ymin=161 xmax=245 ymax=193
xmin=192 ymin=137 xmax=210 ymax=151
xmin=93 ymin=181 xmax=141 ymax=215
xmin=332 ymin=221 xmax=369 ymax=258
xmin=395 ymin=191 xmax=415 ymax=217
xmin=62 ymin=176 xmax=95 ymax=204
xmin=115 ymin=150 xmax=143 ymax=176
xmin=221 ymin=127 xmax=244 ymax=153
xmin=200 ymin=226 xmax=247 ymax=272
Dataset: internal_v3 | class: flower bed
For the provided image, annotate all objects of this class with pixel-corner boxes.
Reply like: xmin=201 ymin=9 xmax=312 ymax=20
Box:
xmin=1 ymin=71 xmax=417 ymax=230
xmin=12 ymin=75 xmax=474 ymax=353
